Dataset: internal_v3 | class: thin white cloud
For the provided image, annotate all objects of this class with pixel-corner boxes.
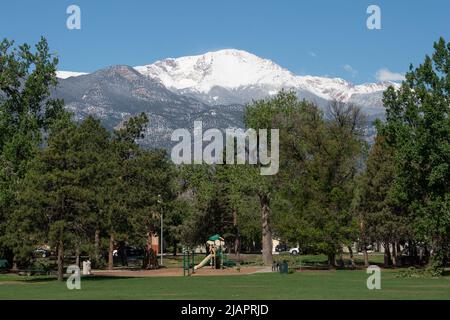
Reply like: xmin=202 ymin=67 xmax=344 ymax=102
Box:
xmin=375 ymin=68 xmax=405 ymax=82
xmin=343 ymin=64 xmax=358 ymax=77
xmin=308 ymin=51 xmax=317 ymax=58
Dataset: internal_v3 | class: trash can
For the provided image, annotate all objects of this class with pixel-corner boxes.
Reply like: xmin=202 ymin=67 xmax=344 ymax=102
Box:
xmin=279 ymin=262 xmax=289 ymax=274
xmin=82 ymin=260 xmax=91 ymax=275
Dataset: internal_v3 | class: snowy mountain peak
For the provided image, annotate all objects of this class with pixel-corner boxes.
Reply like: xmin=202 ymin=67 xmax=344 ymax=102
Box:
xmin=134 ymin=49 xmax=397 ymax=105
xmin=56 ymin=71 xmax=88 ymax=79
xmin=135 ymin=48 xmax=296 ymax=93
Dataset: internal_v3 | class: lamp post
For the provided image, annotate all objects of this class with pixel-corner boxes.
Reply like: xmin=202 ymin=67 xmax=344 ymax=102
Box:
xmin=157 ymin=195 xmax=163 ymax=266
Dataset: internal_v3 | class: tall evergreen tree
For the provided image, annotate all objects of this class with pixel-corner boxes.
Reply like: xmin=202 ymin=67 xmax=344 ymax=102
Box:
xmin=356 ymin=129 xmax=410 ymax=267
xmin=14 ymin=115 xmax=112 ymax=280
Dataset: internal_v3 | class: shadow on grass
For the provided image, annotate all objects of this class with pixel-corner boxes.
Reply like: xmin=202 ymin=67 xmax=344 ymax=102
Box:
xmin=7 ymin=274 xmax=135 ymax=284
xmin=80 ymin=275 xmax=134 ymax=282
xmin=10 ymin=276 xmax=57 ymax=283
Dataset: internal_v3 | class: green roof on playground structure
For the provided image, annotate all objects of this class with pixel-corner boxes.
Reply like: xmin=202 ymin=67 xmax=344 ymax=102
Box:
xmin=208 ymin=234 xmax=222 ymax=241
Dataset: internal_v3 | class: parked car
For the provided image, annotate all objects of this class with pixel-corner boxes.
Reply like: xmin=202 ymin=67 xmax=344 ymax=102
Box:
xmin=34 ymin=248 xmax=51 ymax=258
xmin=289 ymin=247 xmax=300 ymax=255
xmin=113 ymin=246 xmax=144 ymax=257
xmin=275 ymin=244 xmax=290 ymax=252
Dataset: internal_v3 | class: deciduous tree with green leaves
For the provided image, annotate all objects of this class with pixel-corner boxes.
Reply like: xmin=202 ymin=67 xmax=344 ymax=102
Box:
xmin=0 ymin=37 xmax=64 ymax=267
xmin=382 ymin=37 xmax=450 ymax=272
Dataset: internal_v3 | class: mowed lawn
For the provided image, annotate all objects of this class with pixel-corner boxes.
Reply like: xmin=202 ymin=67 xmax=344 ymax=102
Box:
xmin=1 ymin=270 xmax=450 ymax=300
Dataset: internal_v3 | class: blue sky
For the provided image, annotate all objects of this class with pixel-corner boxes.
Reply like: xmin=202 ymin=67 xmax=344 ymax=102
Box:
xmin=1 ymin=0 xmax=449 ymax=84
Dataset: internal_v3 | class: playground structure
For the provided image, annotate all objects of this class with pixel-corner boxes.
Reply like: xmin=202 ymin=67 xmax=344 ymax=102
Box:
xmin=183 ymin=234 xmax=229 ymax=276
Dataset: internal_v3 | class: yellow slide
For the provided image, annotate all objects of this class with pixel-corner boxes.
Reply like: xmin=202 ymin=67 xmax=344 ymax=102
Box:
xmin=194 ymin=253 xmax=213 ymax=270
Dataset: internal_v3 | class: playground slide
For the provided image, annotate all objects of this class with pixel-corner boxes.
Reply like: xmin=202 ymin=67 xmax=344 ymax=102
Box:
xmin=194 ymin=253 xmax=213 ymax=270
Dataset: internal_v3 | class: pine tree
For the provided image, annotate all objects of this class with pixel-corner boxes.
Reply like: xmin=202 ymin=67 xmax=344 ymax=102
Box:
xmin=15 ymin=116 xmax=111 ymax=280
xmin=357 ymin=128 xmax=410 ymax=267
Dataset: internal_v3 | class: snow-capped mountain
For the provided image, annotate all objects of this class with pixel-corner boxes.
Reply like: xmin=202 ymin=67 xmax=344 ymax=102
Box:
xmin=57 ymin=49 xmax=398 ymax=112
xmin=134 ymin=49 xmax=398 ymax=109
xmin=56 ymin=71 xmax=89 ymax=79
xmin=53 ymin=49 xmax=397 ymax=148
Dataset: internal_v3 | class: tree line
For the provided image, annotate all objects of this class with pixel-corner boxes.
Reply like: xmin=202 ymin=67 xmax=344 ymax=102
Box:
xmin=0 ymin=37 xmax=448 ymax=280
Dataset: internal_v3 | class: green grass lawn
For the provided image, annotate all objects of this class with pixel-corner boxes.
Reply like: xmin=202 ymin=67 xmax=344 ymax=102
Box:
xmin=1 ymin=269 xmax=450 ymax=300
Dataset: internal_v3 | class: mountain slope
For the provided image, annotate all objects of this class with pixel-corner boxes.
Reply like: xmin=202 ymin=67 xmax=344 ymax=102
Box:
xmin=53 ymin=65 xmax=244 ymax=148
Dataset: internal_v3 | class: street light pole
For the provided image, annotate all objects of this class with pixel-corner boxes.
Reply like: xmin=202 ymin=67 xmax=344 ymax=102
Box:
xmin=160 ymin=207 xmax=163 ymax=266
xmin=158 ymin=194 xmax=163 ymax=267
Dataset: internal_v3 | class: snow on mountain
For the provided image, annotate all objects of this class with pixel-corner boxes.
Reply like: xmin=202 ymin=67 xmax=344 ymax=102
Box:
xmin=134 ymin=49 xmax=399 ymax=107
xmin=56 ymin=71 xmax=89 ymax=79
xmin=135 ymin=49 xmax=297 ymax=93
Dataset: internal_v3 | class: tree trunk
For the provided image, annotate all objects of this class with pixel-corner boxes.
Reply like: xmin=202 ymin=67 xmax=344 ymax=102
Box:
xmin=418 ymin=243 xmax=424 ymax=265
xmin=94 ymin=228 xmax=100 ymax=267
xmin=57 ymin=240 xmax=64 ymax=281
xmin=118 ymin=241 xmax=128 ymax=266
xmin=149 ymin=248 xmax=159 ymax=269
xmin=108 ymin=232 xmax=115 ymax=270
xmin=363 ymin=246 xmax=369 ymax=267
xmin=383 ymin=242 xmax=392 ymax=267
xmin=391 ymin=242 xmax=398 ymax=267
xmin=11 ymin=255 xmax=19 ymax=272
xmin=348 ymin=246 xmax=355 ymax=268
xmin=75 ymin=246 xmax=80 ymax=267
xmin=259 ymin=194 xmax=273 ymax=266
xmin=232 ymin=208 xmax=241 ymax=261
xmin=328 ymin=253 xmax=336 ymax=268
xmin=143 ymin=232 xmax=152 ymax=269
xmin=142 ymin=250 xmax=149 ymax=269
xmin=172 ymin=240 xmax=178 ymax=256
xmin=234 ymin=233 xmax=241 ymax=261
xmin=359 ymin=218 xmax=369 ymax=267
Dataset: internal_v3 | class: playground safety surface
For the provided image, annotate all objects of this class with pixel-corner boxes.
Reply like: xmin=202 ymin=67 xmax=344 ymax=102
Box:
xmin=92 ymin=266 xmax=271 ymax=278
